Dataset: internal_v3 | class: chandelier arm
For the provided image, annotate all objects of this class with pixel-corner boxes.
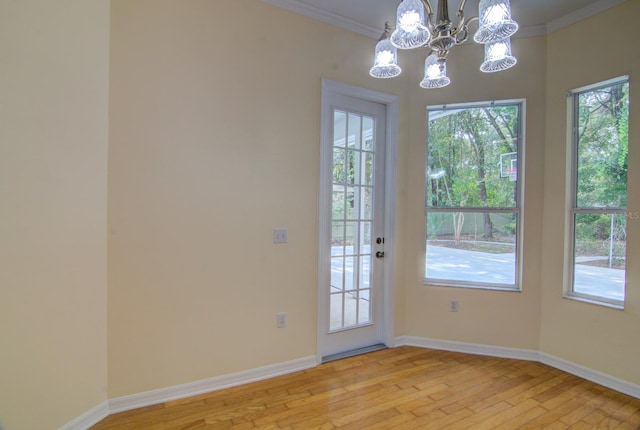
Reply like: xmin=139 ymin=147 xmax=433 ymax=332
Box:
xmin=426 ymin=12 xmax=436 ymax=34
xmin=452 ymin=15 xmax=466 ymax=36
xmin=454 ymin=27 xmax=468 ymax=44
xmin=457 ymin=0 xmax=468 ymax=16
xmin=450 ymin=0 xmax=467 ymax=37
xmin=465 ymin=16 xmax=479 ymax=28
xmin=378 ymin=21 xmax=393 ymax=41
xmin=419 ymin=0 xmax=434 ymax=16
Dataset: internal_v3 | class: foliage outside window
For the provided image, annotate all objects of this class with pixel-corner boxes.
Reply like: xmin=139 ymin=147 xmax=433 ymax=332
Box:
xmin=425 ymin=101 xmax=523 ymax=289
xmin=569 ymin=77 xmax=629 ymax=307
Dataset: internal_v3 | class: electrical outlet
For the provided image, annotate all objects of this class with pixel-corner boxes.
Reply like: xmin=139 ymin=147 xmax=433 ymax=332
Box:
xmin=277 ymin=312 xmax=286 ymax=328
xmin=273 ymin=229 xmax=288 ymax=244
xmin=450 ymin=300 xmax=459 ymax=312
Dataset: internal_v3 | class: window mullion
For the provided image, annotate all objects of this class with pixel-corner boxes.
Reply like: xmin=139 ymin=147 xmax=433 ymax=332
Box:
xmin=572 ymin=207 xmax=627 ymax=214
xmin=426 ymin=207 xmax=519 ymax=214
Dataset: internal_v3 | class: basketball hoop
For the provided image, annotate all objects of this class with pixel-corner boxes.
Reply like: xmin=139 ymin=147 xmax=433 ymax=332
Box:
xmin=500 ymin=152 xmax=518 ymax=181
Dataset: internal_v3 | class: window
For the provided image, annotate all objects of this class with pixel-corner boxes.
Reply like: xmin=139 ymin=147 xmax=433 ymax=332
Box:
xmin=425 ymin=101 xmax=523 ymax=290
xmin=568 ymin=77 xmax=629 ymax=307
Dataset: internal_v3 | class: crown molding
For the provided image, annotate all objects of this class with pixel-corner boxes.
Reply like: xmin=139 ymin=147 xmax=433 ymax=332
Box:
xmin=514 ymin=24 xmax=547 ymax=39
xmin=261 ymin=0 xmax=381 ymax=40
xmin=547 ymin=0 xmax=627 ymax=34
xmin=262 ymin=0 xmax=627 ymax=39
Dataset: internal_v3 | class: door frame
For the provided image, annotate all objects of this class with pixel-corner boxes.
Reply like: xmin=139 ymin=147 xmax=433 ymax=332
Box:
xmin=317 ymin=79 xmax=398 ymax=363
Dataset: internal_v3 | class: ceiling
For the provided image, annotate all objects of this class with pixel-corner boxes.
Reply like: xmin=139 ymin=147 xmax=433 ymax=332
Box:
xmin=262 ymin=0 xmax=625 ymax=39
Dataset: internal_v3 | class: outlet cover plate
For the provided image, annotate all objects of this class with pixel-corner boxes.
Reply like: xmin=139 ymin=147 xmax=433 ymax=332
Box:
xmin=274 ymin=229 xmax=288 ymax=244
xmin=277 ymin=312 xmax=286 ymax=328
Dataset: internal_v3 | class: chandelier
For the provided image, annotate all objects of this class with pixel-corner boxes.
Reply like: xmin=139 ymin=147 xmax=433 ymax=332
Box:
xmin=370 ymin=0 xmax=519 ymax=88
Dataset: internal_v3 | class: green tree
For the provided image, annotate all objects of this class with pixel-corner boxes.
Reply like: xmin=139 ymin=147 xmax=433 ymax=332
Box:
xmin=576 ymin=82 xmax=628 ymax=208
xmin=427 ymin=105 xmax=519 ymax=240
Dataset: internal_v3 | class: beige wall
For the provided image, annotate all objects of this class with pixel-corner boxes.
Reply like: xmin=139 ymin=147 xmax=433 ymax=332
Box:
xmin=402 ymin=1 xmax=640 ymax=386
xmin=402 ymin=36 xmax=547 ymax=350
xmin=0 ymin=1 xmax=110 ymax=429
xmin=540 ymin=1 xmax=640 ymax=385
xmin=2 ymin=1 xmax=639 ymax=427
xmin=108 ymin=0 xmax=408 ymax=398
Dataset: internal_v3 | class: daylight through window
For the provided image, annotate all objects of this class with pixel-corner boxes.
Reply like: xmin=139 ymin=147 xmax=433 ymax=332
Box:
xmin=425 ymin=101 xmax=523 ymax=289
xmin=568 ymin=77 xmax=629 ymax=307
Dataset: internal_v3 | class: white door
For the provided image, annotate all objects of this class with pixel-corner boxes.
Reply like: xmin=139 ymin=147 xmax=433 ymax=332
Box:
xmin=318 ymin=82 xmax=390 ymax=360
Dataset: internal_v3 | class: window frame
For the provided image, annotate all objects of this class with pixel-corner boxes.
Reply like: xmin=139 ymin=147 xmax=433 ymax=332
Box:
xmin=424 ymin=99 xmax=525 ymax=291
xmin=566 ymin=76 xmax=629 ymax=309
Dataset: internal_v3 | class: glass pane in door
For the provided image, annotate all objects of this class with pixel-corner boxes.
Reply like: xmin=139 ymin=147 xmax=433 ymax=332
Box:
xmin=330 ymin=109 xmax=376 ymax=331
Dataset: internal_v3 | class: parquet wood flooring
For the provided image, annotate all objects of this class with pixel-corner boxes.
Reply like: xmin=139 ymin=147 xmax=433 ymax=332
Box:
xmin=90 ymin=347 xmax=640 ymax=429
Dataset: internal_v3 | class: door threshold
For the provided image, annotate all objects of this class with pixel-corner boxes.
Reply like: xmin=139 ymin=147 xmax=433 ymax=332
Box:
xmin=321 ymin=343 xmax=388 ymax=363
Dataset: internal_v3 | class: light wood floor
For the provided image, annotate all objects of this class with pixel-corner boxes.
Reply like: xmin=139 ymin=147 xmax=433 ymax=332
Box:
xmin=91 ymin=346 xmax=640 ymax=429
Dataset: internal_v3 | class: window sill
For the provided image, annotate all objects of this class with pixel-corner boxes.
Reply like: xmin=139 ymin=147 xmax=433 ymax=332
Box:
xmin=424 ymin=279 xmax=521 ymax=292
xmin=564 ymin=294 xmax=624 ymax=310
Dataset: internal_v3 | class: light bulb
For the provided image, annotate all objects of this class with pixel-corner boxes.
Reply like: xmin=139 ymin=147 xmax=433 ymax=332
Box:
xmin=370 ymin=38 xmax=401 ymax=79
xmin=474 ymin=0 xmax=518 ymax=44
xmin=420 ymin=54 xmax=450 ymax=89
xmin=376 ymin=50 xmax=395 ymax=67
xmin=426 ymin=64 xmax=441 ymax=80
xmin=480 ymin=38 xmax=517 ymax=73
xmin=489 ymin=41 xmax=508 ymax=59
xmin=484 ymin=4 xmax=508 ymax=25
xmin=399 ymin=10 xmax=421 ymax=32
xmin=390 ymin=0 xmax=430 ymax=49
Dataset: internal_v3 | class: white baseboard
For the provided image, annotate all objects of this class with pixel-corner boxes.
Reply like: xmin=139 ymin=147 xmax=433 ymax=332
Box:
xmin=395 ymin=336 xmax=640 ymax=400
xmin=61 ymin=339 xmax=640 ymax=428
xmin=396 ymin=336 xmax=540 ymax=361
xmin=108 ymin=355 xmax=317 ymax=414
xmin=59 ymin=401 xmax=109 ymax=430
xmin=539 ymin=353 xmax=640 ymax=399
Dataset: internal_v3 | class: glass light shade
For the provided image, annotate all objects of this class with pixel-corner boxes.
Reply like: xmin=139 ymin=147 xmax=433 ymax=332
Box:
xmin=480 ymin=38 xmax=517 ymax=73
xmin=473 ymin=0 xmax=519 ymax=44
xmin=420 ymin=54 xmax=450 ymax=89
xmin=390 ymin=0 xmax=431 ymax=49
xmin=370 ymin=39 xmax=402 ymax=79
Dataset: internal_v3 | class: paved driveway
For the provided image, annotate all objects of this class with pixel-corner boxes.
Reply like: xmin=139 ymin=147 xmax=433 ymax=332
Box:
xmin=330 ymin=245 xmax=625 ymax=301
xmin=426 ymin=245 xmax=625 ymax=301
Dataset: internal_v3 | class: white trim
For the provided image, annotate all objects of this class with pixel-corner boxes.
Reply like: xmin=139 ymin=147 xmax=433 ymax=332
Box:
xmin=382 ymin=88 xmax=399 ymax=351
xmin=539 ymin=353 xmax=640 ymax=399
xmin=109 ymin=356 xmax=316 ymax=414
xmin=63 ymin=338 xmax=640 ymax=427
xmin=547 ymin=0 xmax=627 ymax=34
xmin=318 ymin=79 xmax=398 ymax=361
xmin=396 ymin=336 xmax=539 ymax=361
xmin=569 ymin=74 xmax=630 ymax=96
xmin=425 ymin=100 xmax=525 ymax=292
xmin=262 ymin=0 xmax=626 ymax=39
xmin=318 ymin=80 xmax=334 ymax=363
xmin=58 ymin=401 xmax=109 ymax=430
xmin=261 ymin=0 xmax=381 ymax=40
xmin=515 ymin=24 xmax=547 ymax=39
xmin=322 ymin=79 xmax=400 ymax=106
xmin=564 ymin=76 xmax=629 ymax=309
xmin=395 ymin=336 xmax=640 ymax=399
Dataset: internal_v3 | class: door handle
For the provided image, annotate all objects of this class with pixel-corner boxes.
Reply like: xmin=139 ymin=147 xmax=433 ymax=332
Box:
xmin=375 ymin=251 xmax=385 ymax=259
